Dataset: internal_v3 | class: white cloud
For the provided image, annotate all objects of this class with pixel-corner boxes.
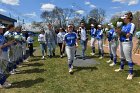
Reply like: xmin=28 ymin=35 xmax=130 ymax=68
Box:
xmin=0 ymin=8 xmax=7 ymax=13
xmin=111 ymin=6 xmax=121 ymax=9
xmin=128 ymin=0 xmax=139 ymax=5
xmin=85 ymin=1 xmax=91 ymax=5
xmin=85 ymin=1 xmax=96 ymax=8
xmin=23 ymin=12 xmax=37 ymax=18
xmin=112 ymin=0 xmax=126 ymax=3
xmin=0 ymin=0 xmax=19 ymax=5
xmin=112 ymin=0 xmax=139 ymax=5
xmin=41 ymin=3 xmax=55 ymax=11
xmin=90 ymin=4 xmax=96 ymax=8
xmin=75 ymin=10 xmax=85 ymax=15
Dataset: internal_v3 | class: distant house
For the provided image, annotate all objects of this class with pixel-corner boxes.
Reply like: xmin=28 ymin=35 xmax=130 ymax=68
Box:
xmin=0 ymin=14 xmax=17 ymax=27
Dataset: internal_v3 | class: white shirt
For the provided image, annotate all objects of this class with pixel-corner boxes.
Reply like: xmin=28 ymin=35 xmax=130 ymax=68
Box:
xmin=81 ymin=28 xmax=87 ymax=41
xmin=27 ymin=36 xmax=34 ymax=43
xmin=38 ymin=34 xmax=46 ymax=43
xmin=57 ymin=32 xmax=66 ymax=43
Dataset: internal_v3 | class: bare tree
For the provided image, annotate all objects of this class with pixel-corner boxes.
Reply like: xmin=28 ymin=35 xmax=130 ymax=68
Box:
xmin=41 ymin=7 xmax=75 ymax=28
xmin=89 ymin=8 xmax=106 ymax=24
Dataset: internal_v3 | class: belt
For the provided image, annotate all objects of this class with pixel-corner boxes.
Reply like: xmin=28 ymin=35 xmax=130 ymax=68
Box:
xmin=122 ymin=40 xmax=130 ymax=42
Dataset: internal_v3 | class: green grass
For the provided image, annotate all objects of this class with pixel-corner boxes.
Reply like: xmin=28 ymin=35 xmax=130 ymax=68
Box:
xmin=33 ymin=36 xmax=39 ymax=47
xmin=1 ymin=45 xmax=140 ymax=93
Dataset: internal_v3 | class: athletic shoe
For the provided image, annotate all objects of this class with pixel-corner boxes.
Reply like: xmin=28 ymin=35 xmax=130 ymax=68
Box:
xmin=17 ymin=65 xmax=22 ymax=68
xmin=106 ymin=59 xmax=112 ymax=63
xmin=0 ymin=84 xmax=3 ymax=88
xmin=24 ymin=59 xmax=29 ymax=62
xmin=9 ymin=71 xmax=15 ymax=75
xmin=74 ymin=57 xmax=77 ymax=59
xmin=62 ymin=54 xmax=65 ymax=56
xmin=109 ymin=63 xmax=116 ymax=67
xmin=90 ymin=53 xmax=95 ymax=56
xmin=127 ymin=74 xmax=133 ymax=80
xmin=41 ymin=56 xmax=45 ymax=59
xmin=60 ymin=55 xmax=63 ymax=58
xmin=2 ymin=81 xmax=11 ymax=88
xmin=99 ymin=56 xmax=103 ymax=59
xmin=115 ymin=68 xmax=123 ymax=72
xmin=69 ymin=68 xmax=73 ymax=74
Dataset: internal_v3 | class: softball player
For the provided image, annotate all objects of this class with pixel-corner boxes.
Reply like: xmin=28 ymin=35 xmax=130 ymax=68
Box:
xmin=106 ymin=24 xmax=113 ymax=63
xmin=115 ymin=12 xmax=135 ymax=80
xmin=107 ymin=24 xmax=119 ymax=66
xmin=90 ymin=24 xmax=96 ymax=56
xmin=62 ymin=25 xmax=78 ymax=74
xmin=96 ymin=25 xmax=104 ymax=59
xmin=4 ymin=24 xmax=16 ymax=75
xmin=0 ymin=25 xmax=12 ymax=88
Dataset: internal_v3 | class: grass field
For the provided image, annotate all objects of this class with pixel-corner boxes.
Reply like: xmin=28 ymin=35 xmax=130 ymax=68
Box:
xmin=1 ymin=39 xmax=140 ymax=93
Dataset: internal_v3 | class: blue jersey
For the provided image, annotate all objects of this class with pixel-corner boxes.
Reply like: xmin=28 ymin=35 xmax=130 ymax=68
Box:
xmin=96 ymin=29 xmax=103 ymax=40
xmin=120 ymin=23 xmax=135 ymax=42
xmin=0 ymin=35 xmax=8 ymax=52
xmin=90 ymin=28 xmax=96 ymax=38
xmin=64 ymin=32 xmax=77 ymax=46
xmin=107 ymin=28 xmax=115 ymax=41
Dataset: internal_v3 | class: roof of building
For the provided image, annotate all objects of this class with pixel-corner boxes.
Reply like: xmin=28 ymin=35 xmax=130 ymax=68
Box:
xmin=0 ymin=14 xmax=17 ymax=22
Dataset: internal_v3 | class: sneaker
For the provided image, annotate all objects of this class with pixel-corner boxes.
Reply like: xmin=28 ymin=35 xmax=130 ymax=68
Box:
xmin=106 ymin=59 xmax=112 ymax=63
xmin=127 ymin=74 xmax=133 ymax=80
xmin=9 ymin=71 xmax=15 ymax=75
xmin=41 ymin=56 xmax=45 ymax=59
xmin=69 ymin=68 xmax=73 ymax=74
xmin=0 ymin=84 xmax=2 ymax=88
xmin=60 ymin=55 xmax=63 ymax=58
xmin=24 ymin=59 xmax=29 ymax=62
xmin=2 ymin=81 xmax=11 ymax=88
xmin=62 ymin=54 xmax=65 ymax=56
xmin=99 ymin=56 xmax=103 ymax=59
xmin=115 ymin=68 xmax=123 ymax=72
xmin=17 ymin=65 xmax=22 ymax=68
xmin=74 ymin=57 xmax=77 ymax=59
xmin=109 ymin=63 xmax=116 ymax=67
xmin=49 ymin=55 xmax=52 ymax=58
xmin=90 ymin=53 xmax=95 ymax=56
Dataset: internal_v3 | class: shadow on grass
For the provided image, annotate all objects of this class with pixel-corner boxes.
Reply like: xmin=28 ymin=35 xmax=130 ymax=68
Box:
xmin=10 ymin=78 xmax=45 ymax=88
xmin=19 ymin=68 xmax=47 ymax=74
xmin=73 ymin=66 xmax=98 ymax=73
xmin=24 ymin=63 xmax=44 ymax=67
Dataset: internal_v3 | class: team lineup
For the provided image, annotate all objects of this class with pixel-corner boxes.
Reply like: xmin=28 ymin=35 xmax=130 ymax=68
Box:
xmin=0 ymin=11 xmax=139 ymax=89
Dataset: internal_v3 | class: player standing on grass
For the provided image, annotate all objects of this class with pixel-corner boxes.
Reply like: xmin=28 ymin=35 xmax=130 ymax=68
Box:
xmin=96 ymin=25 xmax=104 ymax=59
xmin=115 ymin=12 xmax=135 ymax=80
xmin=106 ymin=23 xmax=119 ymax=66
xmin=62 ymin=25 xmax=78 ymax=74
xmin=90 ymin=24 xmax=97 ymax=56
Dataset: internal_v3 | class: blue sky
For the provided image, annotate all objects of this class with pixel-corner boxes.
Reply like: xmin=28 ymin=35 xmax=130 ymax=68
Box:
xmin=0 ymin=0 xmax=140 ymax=23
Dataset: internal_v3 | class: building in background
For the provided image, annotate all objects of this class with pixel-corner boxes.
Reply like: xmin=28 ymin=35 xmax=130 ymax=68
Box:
xmin=0 ymin=14 xmax=17 ymax=27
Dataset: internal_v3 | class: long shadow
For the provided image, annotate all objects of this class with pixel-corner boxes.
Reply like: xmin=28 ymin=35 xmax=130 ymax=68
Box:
xmin=53 ymin=55 xmax=61 ymax=58
xmin=9 ymin=78 xmax=45 ymax=88
xmin=18 ymin=68 xmax=47 ymax=74
xmin=76 ymin=55 xmax=95 ymax=60
xmin=73 ymin=66 xmax=98 ymax=73
xmin=23 ymin=62 xmax=44 ymax=67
